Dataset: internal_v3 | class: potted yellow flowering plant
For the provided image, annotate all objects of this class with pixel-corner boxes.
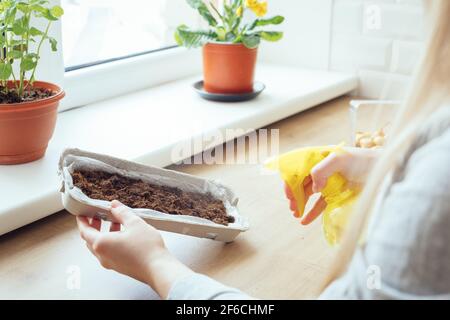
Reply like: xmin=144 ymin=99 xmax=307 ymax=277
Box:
xmin=175 ymin=0 xmax=284 ymax=94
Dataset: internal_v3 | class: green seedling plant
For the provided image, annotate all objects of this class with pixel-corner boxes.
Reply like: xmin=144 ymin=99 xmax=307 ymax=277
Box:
xmin=175 ymin=0 xmax=284 ymax=49
xmin=0 ymin=0 xmax=64 ymax=101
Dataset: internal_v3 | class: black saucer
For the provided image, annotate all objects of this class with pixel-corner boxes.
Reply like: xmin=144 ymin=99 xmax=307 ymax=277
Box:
xmin=193 ymin=81 xmax=265 ymax=102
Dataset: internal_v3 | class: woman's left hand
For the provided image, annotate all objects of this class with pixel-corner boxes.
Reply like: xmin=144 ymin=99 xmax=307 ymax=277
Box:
xmin=76 ymin=200 xmax=194 ymax=298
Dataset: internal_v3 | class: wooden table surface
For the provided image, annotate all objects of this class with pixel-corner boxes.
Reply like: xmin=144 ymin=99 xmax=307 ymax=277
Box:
xmin=0 ymin=96 xmax=352 ymax=300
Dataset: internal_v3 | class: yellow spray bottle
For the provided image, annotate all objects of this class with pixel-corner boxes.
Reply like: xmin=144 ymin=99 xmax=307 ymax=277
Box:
xmin=265 ymin=145 xmax=360 ymax=245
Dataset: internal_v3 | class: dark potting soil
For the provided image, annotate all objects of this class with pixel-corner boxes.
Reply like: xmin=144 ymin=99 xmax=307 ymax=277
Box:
xmin=0 ymin=87 xmax=54 ymax=104
xmin=72 ymin=169 xmax=235 ymax=226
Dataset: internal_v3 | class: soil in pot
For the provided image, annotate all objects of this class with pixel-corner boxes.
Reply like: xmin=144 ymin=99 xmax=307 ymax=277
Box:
xmin=0 ymin=87 xmax=55 ymax=104
xmin=72 ymin=169 xmax=235 ymax=226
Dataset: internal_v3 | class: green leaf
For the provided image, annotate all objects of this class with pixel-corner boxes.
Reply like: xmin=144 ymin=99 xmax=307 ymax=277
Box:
xmin=48 ymin=37 xmax=57 ymax=51
xmin=0 ymin=2 xmax=10 ymax=13
xmin=29 ymin=27 xmax=44 ymax=36
xmin=40 ymin=8 xmax=59 ymax=21
xmin=5 ymin=7 xmax=17 ymax=25
xmin=0 ymin=62 xmax=13 ymax=80
xmin=50 ymin=5 xmax=64 ymax=18
xmin=242 ymin=34 xmax=260 ymax=49
xmin=17 ymin=2 xmax=30 ymax=14
xmin=249 ymin=15 xmax=285 ymax=30
xmin=30 ymin=4 xmax=47 ymax=15
xmin=231 ymin=17 xmax=242 ymax=32
xmin=224 ymin=4 xmax=233 ymax=19
xmin=8 ymin=50 xmax=23 ymax=59
xmin=20 ymin=54 xmax=38 ymax=72
xmin=175 ymin=25 xmax=216 ymax=48
xmin=216 ymin=27 xmax=226 ymax=41
xmin=232 ymin=0 xmax=243 ymax=9
xmin=186 ymin=0 xmax=217 ymax=27
xmin=12 ymin=18 xmax=27 ymax=36
xmin=10 ymin=39 xmax=24 ymax=45
xmin=260 ymin=31 xmax=283 ymax=42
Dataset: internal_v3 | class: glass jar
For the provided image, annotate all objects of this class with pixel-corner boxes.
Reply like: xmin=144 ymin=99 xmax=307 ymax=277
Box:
xmin=349 ymin=100 xmax=401 ymax=148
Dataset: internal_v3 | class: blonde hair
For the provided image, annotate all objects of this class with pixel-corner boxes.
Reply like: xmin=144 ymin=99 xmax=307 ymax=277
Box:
xmin=322 ymin=0 xmax=450 ymax=290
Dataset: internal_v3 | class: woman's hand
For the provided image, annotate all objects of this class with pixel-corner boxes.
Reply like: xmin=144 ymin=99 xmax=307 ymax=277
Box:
xmin=284 ymin=176 xmax=327 ymax=225
xmin=76 ymin=200 xmax=194 ymax=299
xmin=284 ymin=147 xmax=380 ymax=225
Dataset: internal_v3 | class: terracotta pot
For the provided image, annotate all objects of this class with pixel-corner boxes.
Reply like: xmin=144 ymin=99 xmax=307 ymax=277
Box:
xmin=0 ymin=81 xmax=65 ymax=165
xmin=203 ymin=43 xmax=258 ymax=94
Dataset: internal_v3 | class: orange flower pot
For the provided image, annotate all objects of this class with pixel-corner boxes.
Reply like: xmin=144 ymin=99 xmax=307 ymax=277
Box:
xmin=203 ymin=43 xmax=258 ymax=94
xmin=0 ymin=81 xmax=65 ymax=165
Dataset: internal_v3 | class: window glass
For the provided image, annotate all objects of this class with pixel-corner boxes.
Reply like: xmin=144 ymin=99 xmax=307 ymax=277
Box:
xmin=61 ymin=0 xmax=195 ymax=69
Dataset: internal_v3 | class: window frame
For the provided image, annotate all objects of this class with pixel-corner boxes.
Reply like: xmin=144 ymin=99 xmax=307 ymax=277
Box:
xmin=64 ymin=45 xmax=179 ymax=72
xmin=60 ymin=46 xmax=202 ymax=112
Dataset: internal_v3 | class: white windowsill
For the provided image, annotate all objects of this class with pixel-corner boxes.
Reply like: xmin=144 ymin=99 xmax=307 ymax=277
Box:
xmin=0 ymin=64 xmax=357 ymax=236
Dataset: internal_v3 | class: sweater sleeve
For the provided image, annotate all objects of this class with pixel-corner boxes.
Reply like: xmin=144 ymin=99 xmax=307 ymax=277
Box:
xmin=167 ymin=273 xmax=254 ymax=300
xmin=320 ymin=127 xmax=450 ymax=299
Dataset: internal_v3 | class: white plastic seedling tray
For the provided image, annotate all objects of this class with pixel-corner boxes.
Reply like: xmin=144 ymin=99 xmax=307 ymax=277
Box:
xmin=58 ymin=148 xmax=249 ymax=242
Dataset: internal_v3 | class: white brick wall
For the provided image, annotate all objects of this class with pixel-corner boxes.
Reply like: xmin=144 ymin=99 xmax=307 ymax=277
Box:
xmin=330 ymin=0 xmax=425 ymax=99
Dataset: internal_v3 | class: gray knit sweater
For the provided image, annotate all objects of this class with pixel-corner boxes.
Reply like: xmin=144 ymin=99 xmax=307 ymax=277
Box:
xmin=168 ymin=106 xmax=450 ymax=300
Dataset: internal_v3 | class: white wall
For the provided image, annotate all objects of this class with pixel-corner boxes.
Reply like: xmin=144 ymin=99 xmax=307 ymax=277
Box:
xmin=259 ymin=0 xmax=334 ymax=70
xmin=261 ymin=0 xmax=426 ymax=100
xmin=329 ymin=0 xmax=425 ymax=99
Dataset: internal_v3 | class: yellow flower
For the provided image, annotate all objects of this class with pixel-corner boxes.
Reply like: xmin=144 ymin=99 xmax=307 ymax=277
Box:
xmin=236 ymin=5 xmax=243 ymax=17
xmin=245 ymin=0 xmax=267 ymax=17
